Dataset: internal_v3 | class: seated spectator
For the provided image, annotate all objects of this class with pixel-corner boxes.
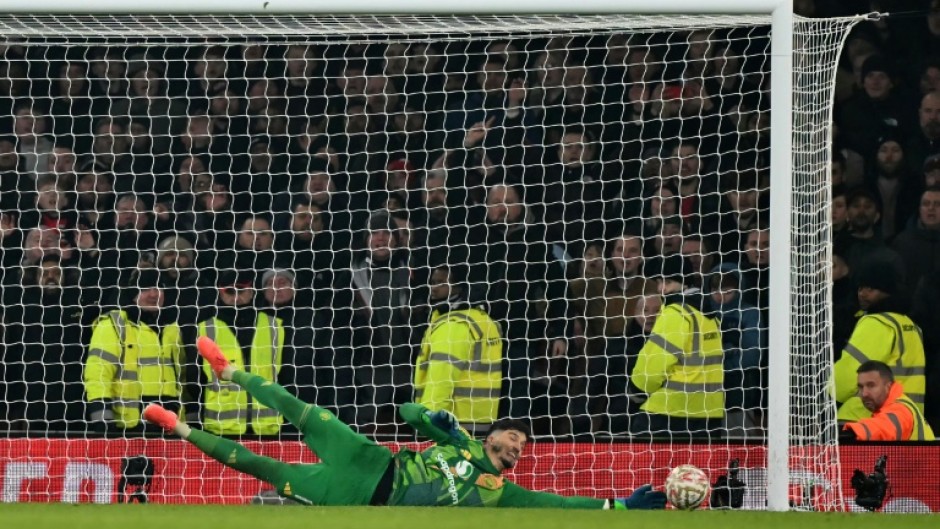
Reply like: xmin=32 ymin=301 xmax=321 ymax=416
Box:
xmin=12 ymin=102 xmax=54 ymax=183
xmin=892 ymin=186 xmax=940 ymax=292
xmin=904 ymin=90 xmax=940 ymax=175
xmin=2 ymin=254 xmax=84 ymax=433
xmin=216 ymin=213 xmax=277 ymax=272
xmin=19 ymin=173 xmax=77 ymax=233
xmin=348 ymin=210 xmax=413 ymax=432
xmin=839 ymin=55 xmax=912 ymax=157
xmin=835 ymin=187 xmax=904 ymax=281
xmin=841 ymin=361 xmax=934 ymax=441
xmin=867 ymin=132 xmax=921 ymax=241
xmin=465 ymin=182 xmax=568 ymax=429
xmin=706 ymin=265 xmax=765 ymax=436
xmin=98 ymin=193 xmax=159 ymax=292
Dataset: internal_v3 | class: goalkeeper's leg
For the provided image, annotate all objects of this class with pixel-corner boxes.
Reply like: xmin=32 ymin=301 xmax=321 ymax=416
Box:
xmin=143 ymin=404 xmax=366 ymax=505
xmin=198 ymin=337 xmax=392 ymax=469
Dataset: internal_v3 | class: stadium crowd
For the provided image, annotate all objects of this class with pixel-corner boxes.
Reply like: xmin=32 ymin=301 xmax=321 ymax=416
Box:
xmin=0 ymin=0 xmax=937 ymax=439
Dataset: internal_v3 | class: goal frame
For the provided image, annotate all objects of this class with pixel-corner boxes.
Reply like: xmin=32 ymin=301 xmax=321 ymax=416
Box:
xmin=0 ymin=0 xmax=796 ymax=511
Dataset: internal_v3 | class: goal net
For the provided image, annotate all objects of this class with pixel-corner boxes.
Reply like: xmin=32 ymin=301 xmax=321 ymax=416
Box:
xmin=0 ymin=12 xmax=859 ymax=509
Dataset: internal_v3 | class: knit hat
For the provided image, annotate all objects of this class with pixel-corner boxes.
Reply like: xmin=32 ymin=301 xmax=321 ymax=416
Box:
xmin=218 ymin=270 xmax=255 ymax=289
xmin=157 ymin=235 xmax=195 ymax=264
xmin=925 ymin=153 xmax=940 ymax=172
xmin=855 ymin=260 xmax=898 ymax=295
xmin=261 ymin=268 xmax=295 ymax=288
xmin=368 ymin=210 xmax=396 ymax=232
xmin=131 ymin=267 xmax=162 ymax=290
xmin=861 ymin=54 xmax=892 ymax=79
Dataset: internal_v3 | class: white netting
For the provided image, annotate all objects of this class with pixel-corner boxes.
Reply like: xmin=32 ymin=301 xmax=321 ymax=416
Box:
xmin=0 ymin=13 xmax=857 ymax=509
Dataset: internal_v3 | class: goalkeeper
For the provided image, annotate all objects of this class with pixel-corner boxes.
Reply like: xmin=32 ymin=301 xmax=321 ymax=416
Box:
xmin=143 ymin=337 xmax=666 ymax=509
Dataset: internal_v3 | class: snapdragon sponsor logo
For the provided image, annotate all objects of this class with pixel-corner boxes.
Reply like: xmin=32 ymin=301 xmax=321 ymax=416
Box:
xmin=436 ymin=453 xmax=460 ymax=505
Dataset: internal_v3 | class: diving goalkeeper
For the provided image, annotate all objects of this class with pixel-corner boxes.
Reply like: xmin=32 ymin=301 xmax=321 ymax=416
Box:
xmin=143 ymin=336 xmax=666 ymax=509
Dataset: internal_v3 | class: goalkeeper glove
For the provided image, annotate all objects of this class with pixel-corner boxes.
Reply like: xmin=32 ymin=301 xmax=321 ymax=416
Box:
xmin=425 ymin=409 xmax=464 ymax=440
xmin=613 ymin=484 xmax=667 ymax=510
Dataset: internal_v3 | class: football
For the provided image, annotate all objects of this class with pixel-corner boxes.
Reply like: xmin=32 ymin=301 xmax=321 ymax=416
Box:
xmin=665 ymin=464 xmax=711 ymax=510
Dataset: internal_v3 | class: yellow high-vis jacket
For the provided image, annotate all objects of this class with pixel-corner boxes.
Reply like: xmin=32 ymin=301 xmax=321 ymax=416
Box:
xmin=199 ymin=313 xmax=285 ymax=435
xmin=632 ymin=302 xmax=725 ymax=419
xmin=84 ymin=310 xmax=183 ymax=428
xmin=415 ymin=307 xmax=503 ymax=428
xmin=835 ymin=312 xmax=926 ymax=421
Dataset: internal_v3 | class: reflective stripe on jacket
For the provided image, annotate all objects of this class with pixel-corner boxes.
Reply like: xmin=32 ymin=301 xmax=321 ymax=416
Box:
xmin=632 ymin=303 xmax=724 ymax=418
xmin=199 ymin=313 xmax=284 ymax=435
xmin=84 ymin=310 xmax=183 ymax=428
xmin=835 ymin=312 xmax=926 ymax=421
xmin=415 ymin=307 xmax=502 ymax=427
xmin=845 ymin=382 xmax=935 ymax=441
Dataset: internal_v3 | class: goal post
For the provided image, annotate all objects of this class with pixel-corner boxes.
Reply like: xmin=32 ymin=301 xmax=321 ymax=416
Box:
xmin=0 ymin=0 xmax=864 ymax=511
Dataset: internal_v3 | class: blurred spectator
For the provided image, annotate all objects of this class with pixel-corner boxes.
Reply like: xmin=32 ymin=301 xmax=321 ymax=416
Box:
xmin=84 ymin=268 xmax=184 ymax=433
xmin=98 ymin=193 xmax=159 ymax=290
xmin=537 ymin=126 xmax=605 ymax=249
xmin=466 ymin=182 xmax=568 ymax=427
xmin=19 ymin=173 xmax=77 ymax=233
xmin=567 ymin=236 xmax=650 ymax=435
xmin=667 ymin=140 xmax=720 ymax=237
xmin=905 ymin=90 xmax=940 ymax=174
xmin=2 ymin=254 xmax=84 ymax=433
xmin=715 ymin=169 xmax=764 ymax=258
xmin=91 ymin=118 xmax=133 ymax=178
xmin=48 ymin=61 xmax=93 ymax=145
xmin=832 ymin=184 xmax=849 ymax=239
xmin=740 ymin=225 xmax=770 ymax=316
xmin=127 ymin=60 xmax=183 ymax=156
xmin=217 ymin=213 xmax=277 ymax=272
xmin=839 ymin=55 xmax=911 ymax=156
xmin=631 ymin=254 xmax=725 ymax=438
xmin=706 ymin=264 xmax=765 ymax=436
xmin=653 ymin=216 xmax=684 ymax=257
xmin=348 ymin=210 xmax=413 ymax=432
xmin=836 ymin=187 xmax=904 ymax=280
xmin=257 ymin=268 xmax=317 ymax=420
xmin=893 ymin=186 xmax=940 ymax=290
xmin=13 ymin=103 xmax=53 ymax=183
xmin=834 ymin=260 xmax=926 ymax=422
xmin=155 ymin=235 xmax=201 ymax=323
xmin=680 ymin=235 xmax=715 ymax=290
xmin=867 ymin=132 xmax=921 ymax=241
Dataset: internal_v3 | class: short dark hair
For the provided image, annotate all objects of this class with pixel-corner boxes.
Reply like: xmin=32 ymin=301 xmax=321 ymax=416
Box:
xmin=486 ymin=418 xmax=531 ymax=439
xmin=857 ymin=360 xmax=894 ymax=383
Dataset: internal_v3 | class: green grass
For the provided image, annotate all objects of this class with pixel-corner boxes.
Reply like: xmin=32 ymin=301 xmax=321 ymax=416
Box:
xmin=0 ymin=504 xmax=936 ymax=529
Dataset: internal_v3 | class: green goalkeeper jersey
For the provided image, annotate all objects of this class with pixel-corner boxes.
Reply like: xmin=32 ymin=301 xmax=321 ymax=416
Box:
xmin=389 ymin=404 xmax=605 ymax=509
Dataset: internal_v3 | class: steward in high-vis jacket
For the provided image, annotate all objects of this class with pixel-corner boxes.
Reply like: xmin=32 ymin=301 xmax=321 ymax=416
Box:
xmin=843 ymin=360 xmax=934 ymax=441
xmin=834 ymin=261 xmax=926 ymax=421
xmin=85 ymin=269 xmax=183 ymax=430
xmin=631 ymin=255 xmax=724 ymax=437
xmin=188 ymin=271 xmax=286 ymax=436
xmin=415 ymin=264 xmax=502 ymax=435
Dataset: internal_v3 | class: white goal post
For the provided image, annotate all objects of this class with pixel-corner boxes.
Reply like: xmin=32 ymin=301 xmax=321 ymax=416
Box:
xmin=0 ymin=0 xmax=863 ymax=511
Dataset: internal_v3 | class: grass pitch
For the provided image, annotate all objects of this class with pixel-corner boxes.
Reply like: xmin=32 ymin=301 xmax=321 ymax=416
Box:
xmin=0 ymin=504 xmax=937 ymax=529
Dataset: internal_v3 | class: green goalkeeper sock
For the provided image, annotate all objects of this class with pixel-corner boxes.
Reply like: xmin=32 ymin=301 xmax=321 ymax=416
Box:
xmin=187 ymin=427 xmax=285 ymax=484
xmin=232 ymin=370 xmax=308 ymax=427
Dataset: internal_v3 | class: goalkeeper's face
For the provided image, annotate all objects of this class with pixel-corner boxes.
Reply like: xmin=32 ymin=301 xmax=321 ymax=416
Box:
xmin=484 ymin=429 xmax=527 ymax=472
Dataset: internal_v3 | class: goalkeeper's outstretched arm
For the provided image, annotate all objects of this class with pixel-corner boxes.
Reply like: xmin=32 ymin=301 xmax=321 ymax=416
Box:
xmin=400 ymin=402 xmax=471 ymax=446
